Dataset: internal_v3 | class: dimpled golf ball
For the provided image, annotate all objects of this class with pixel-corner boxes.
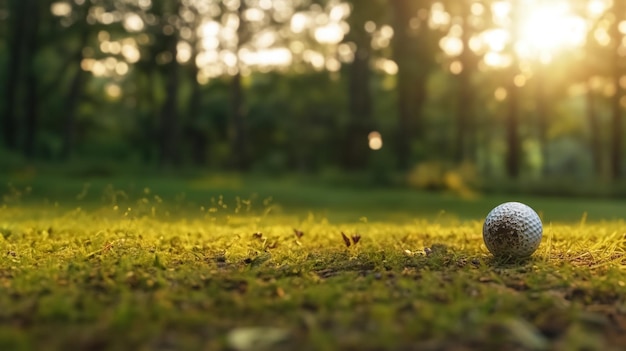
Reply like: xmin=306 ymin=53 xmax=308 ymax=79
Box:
xmin=482 ymin=202 xmax=542 ymax=258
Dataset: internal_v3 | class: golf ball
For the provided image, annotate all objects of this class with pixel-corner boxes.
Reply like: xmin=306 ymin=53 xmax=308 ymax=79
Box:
xmin=482 ymin=202 xmax=542 ymax=258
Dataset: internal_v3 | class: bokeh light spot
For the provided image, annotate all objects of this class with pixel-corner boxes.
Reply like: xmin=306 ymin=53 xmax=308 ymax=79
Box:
xmin=368 ymin=131 xmax=383 ymax=150
xmin=495 ymin=87 xmax=508 ymax=101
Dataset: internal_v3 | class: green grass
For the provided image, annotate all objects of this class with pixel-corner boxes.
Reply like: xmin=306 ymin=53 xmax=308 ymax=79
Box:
xmin=1 ymin=173 xmax=626 ymax=350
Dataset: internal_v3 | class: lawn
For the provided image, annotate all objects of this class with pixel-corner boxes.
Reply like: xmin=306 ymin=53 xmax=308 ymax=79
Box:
xmin=0 ymin=173 xmax=625 ymax=350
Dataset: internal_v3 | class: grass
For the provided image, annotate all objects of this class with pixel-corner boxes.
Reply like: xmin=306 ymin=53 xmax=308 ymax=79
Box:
xmin=0 ymin=172 xmax=626 ymax=350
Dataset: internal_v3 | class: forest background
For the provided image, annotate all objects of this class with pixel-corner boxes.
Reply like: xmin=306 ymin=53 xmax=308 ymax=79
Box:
xmin=2 ymin=0 xmax=626 ymax=197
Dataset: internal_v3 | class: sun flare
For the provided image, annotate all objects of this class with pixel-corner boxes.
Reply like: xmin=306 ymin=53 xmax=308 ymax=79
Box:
xmin=514 ymin=1 xmax=588 ymax=63
xmin=471 ymin=0 xmax=598 ymax=67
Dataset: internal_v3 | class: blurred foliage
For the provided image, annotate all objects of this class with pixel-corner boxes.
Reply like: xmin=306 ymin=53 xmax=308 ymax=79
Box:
xmin=1 ymin=0 xmax=625 ymax=191
xmin=406 ymin=161 xmax=479 ymax=198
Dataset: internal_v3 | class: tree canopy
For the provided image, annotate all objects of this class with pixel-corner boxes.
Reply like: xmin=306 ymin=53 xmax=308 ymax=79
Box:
xmin=1 ymin=0 xmax=625 ymax=182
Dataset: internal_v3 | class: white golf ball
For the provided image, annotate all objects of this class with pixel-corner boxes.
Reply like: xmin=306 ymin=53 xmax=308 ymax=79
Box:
xmin=482 ymin=202 xmax=543 ymax=258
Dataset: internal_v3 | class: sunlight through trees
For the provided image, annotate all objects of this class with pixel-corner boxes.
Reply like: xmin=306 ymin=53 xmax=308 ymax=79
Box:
xmin=0 ymin=0 xmax=625 ymax=181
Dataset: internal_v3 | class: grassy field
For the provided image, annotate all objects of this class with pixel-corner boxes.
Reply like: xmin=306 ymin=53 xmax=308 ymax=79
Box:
xmin=1 ymin=172 xmax=626 ymax=350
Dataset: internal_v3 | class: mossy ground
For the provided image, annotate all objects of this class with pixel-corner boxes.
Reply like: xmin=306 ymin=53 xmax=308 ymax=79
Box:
xmin=0 ymin=174 xmax=625 ymax=350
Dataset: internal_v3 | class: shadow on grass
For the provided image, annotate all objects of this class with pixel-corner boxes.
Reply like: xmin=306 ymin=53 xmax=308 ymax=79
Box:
xmin=485 ymin=255 xmax=543 ymax=268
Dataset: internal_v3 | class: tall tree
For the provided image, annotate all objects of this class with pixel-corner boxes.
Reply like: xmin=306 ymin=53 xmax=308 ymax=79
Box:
xmin=49 ymin=0 xmax=142 ymax=159
xmin=214 ymin=0 xmax=316 ymax=169
xmin=505 ymin=0 xmax=521 ymax=178
xmin=342 ymin=1 xmax=382 ymax=169
xmin=230 ymin=1 xmax=248 ymax=170
xmin=61 ymin=29 xmax=89 ymax=160
xmin=183 ymin=6 xmax=210 ymax=166
xmin=390 ymin=0 xmax=436 ymax=170
xmin=505 ymin=67 xmax=520 ymax=178
xmin=2 ymin=0 xmax=27 ymax=150
xmin=22 ymin=0 xmax=42 ymax=158
xmin=586 ymin=78 xmax=602 ymax=175
xmin=157 ymin=0 xmax=182 ymax=165
xmin=579 ymin=2 xmax=606 ymax=177
xmin=534 ymin=63 xmax=548 ymax=175
xmin=454 ymin=0 xmax=479 ymax=162
xmin=610 ymin=0 xmax=625 ymax=179
xmin=55 ymin=1 xmax=94 ymax=159
xmin=582 ymin=15 xmax=605 ymax=177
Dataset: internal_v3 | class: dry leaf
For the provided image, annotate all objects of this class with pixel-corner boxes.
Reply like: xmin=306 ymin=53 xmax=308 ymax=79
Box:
xmin=341 ymin=232 xmax=351 ymax=247
xmin=293 ymin=229 xmax=304 ymax=239
xmin=351 ymin=233 xmax=361 ymax=245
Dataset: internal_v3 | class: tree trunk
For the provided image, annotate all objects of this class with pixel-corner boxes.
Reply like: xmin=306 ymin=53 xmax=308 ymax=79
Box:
xmin=230 ymin=2 xmax=249 ymax=170
xmin=23 ymin=0 xmax=40 ymax=158
xmin=391 ymin=0 xmax=431 ymax=170
xmin=505 ymin=68 xmax=521 ymax=178
xmin=2 ymin=0 xmax=27 ymax=150
xmin=344 ymin=44 xmax=372 ymax=170
xmin=505 ymin=0 xmax=521 ymax=178
xmin=586 ymin=80 xmax=602 ymax=176
xmin=535 ymin=65 xmax=548 ymax=175
xmin=24 ymin=63 xmax=39 ymax=158
xmin=61 ymin=31 xmax=89 ymax=159
xmin=455 ymin=0 xmax=474 ymax=162
xmin=188 ymin=59 xmax=208 ymax=166
xmin=230 ymin=71 xmax=248 ymax=170
xmin=159 ymin=31 xmax=180 ymax=165
xmin=391 ymin=0 xmax=413 ymax=170
xmin=610 ymin=1 xmax=624 ymax=179
xmin=394 ymin=75 xmax=413 ymax=170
